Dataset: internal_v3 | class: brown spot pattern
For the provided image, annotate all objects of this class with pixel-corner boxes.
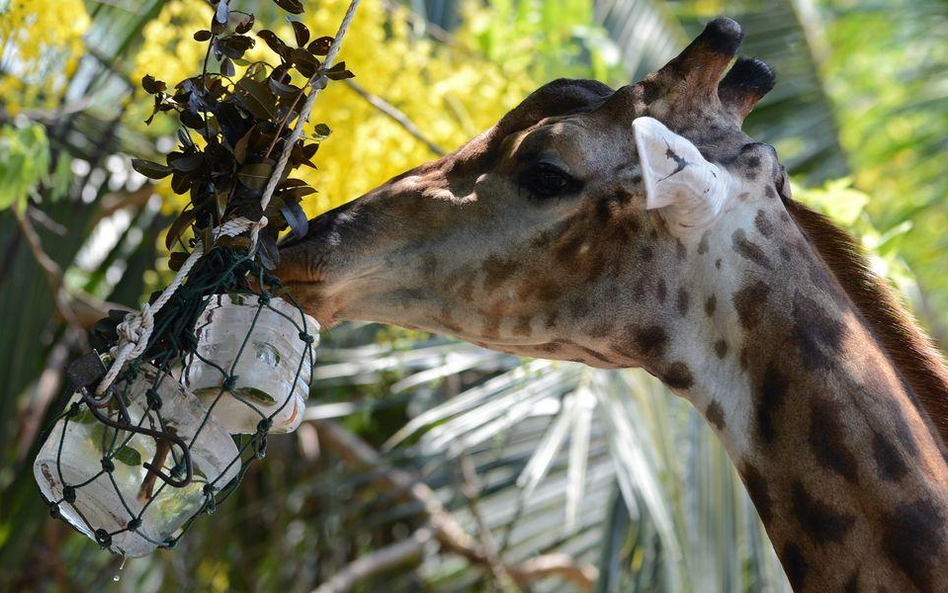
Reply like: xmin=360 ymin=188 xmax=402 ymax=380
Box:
xmin=756 ymin=363 xmax=788 ymax=444
xmin=733 ymin=281 xmax=770 ymax=330
xmin=881 ymin=498 xmax=946 ymax=590
xmin=676 ymin=288 xmax=690 ymax=316
xmin=706 ymin=400 xmax=726 ymax=430
xmin=732 ymin=228 xmax=773 ymax=270
xmin=662 ymin=362 xmax=693 ymax=390
xmin=791 ymin=481 xmax=855 ymax=544
xmin=742 ymin=464 xmax=772 ymax=524
xmin=808 ymin=397 xmax=858 ymax=482
xmin=754 ymin=209 xmax=775 ymax=237
xmin=704 ymin=295 xmax=716 ymax=317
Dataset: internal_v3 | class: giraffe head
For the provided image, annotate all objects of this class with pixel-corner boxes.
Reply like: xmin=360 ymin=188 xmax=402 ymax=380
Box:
xmin=278 ymin=18 xmax=783 ymax=378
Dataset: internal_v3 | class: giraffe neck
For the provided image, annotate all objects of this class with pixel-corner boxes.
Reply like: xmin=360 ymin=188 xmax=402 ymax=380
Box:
xmin=674 ymin=203 xmax=948 ymax=591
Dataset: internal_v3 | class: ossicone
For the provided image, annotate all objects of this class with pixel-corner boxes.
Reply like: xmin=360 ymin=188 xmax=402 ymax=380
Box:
xmin=718 ymin=56 xmax=776 ymax=121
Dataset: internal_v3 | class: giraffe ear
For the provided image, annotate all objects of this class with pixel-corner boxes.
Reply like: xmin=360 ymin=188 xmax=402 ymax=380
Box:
xmin=632 ymin=116 xmax=731 ymax=231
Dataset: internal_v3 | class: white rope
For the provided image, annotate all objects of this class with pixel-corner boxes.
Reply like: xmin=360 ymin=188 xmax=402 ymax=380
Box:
xmin=252 ymin=0 xmax=361 ymax=246
xmin=96 ymin=0 xmax=361 ymax=396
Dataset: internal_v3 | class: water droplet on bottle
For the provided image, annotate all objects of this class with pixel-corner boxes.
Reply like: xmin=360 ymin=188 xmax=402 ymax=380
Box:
xmin=113 ymin=555 xmax=127 ymax=582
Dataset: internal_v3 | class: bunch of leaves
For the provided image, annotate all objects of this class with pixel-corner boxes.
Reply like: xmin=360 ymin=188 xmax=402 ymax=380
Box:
xmin=130 ymin=0 xmax=353 ymax=269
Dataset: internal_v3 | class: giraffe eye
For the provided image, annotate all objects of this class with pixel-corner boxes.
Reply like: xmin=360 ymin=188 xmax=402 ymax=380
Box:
xmin=523 ymin=163 xmax=574 ymax=197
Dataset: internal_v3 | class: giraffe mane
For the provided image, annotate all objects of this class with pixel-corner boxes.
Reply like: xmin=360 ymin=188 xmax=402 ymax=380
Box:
xmin=784 ymin=197 xmax=948 ymax=448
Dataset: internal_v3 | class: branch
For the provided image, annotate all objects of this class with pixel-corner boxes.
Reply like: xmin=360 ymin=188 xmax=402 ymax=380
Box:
xmin=344 ymin=80 xmax=445 ymax=157
xmin=311 ymin=420 xmax=598 ymax=592
xmin=459 ymin=452 xmax=521 ymax=592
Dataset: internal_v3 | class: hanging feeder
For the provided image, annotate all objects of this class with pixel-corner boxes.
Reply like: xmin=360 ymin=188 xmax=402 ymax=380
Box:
xmin=183 ymin=293 xmax=319 ymax=434
xmin=33 ymin=355 xmax=240 ymax=557
xmin=31 ymin=0 xmax=360 ymax=556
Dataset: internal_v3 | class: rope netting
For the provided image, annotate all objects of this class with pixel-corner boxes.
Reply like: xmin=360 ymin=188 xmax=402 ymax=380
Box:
xmin=33 ymin=0 xmax=361 ymax=557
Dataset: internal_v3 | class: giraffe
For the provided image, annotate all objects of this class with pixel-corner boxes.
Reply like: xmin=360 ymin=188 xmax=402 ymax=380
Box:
xmin=277 ymin=18 xmax=948 ymax=591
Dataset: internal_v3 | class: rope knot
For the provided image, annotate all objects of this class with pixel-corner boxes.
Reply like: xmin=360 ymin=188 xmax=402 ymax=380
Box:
xmin=222 ymin=375 xmax=239 ymax=391
xmin=94 ymin=529 xmax=112 ymax=547
xmin=62 ymin=486 xmax=77 ymax=504
xmin=101 ymin=458 xmax=115 ymax=473
xmin=146 ymin=388 xmax=162 ymax=410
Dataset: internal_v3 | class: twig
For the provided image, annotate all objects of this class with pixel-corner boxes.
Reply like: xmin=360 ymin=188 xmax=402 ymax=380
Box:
xmin=311 ymin=420 xmax=598 ymax=592
xmin=459 ymin=452 xmax=521 ymax=592
xmin=312 ymin=527 xmax=433 ymax=593
xmin=14 ymin=205 xmax=90 ymax=350
xmin=344 ymin=79 xmax=445 ymax=157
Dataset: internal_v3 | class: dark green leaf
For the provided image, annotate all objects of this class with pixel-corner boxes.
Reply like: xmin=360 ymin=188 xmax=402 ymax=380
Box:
xmin=169 ymin=152 xmax=204 ymax=172
xmin=178 ymin=129 xmax=194 ymax=149
xmin=221 ymin=56 xmax=236 ymax=77
xmin=326 ymin=61 xmax=354 ymax=81
xmin=233 ymin=129 xmax=253 ymax=164
xmin=258 ymin=29 xmax=291 ymax=60
xmin=179 ymin=109 xmax=206 ymax=129
xmin=273 ymin=0 xmax=304 ymax=15
xmin=258 ymin=233 xmax=280 ymax=269
xmin=131 ymin=158 xmax=172 ymax=179
xmin=141 ymin=75 xmax=166 ymax=94
xmin=313 ymin=123 xmax=331 ymax=138
xmin=307 ymin=36 xmax=333 ymax=56
xmin=238 ymin=162 xmax=275 ymax=190
xmin=165 ymin=207 xmax=196 ymax=250
xmin=171 ymin=172 xmax=192 ymax=195
xmin=280 ymin=201 xmax=308 ymax=239
xmin=235 ymin=14 xmax=255 ymax=34
xmin=291 ymin=48 xmax=319 ymax=78
xmin=194 ymin=29 xmax=212 ymax=42
xmin=291 ymin=21 xmax=310 ymax=47
xmin=277 ymin=185 xmax=316 ymax=202
xmin=233 ymin=78 xmax=277 ymax=120
xmin=169 ymin=251 xmax=189 ymax=272
xmin=268 ymin=77 xmax=301 ymax=99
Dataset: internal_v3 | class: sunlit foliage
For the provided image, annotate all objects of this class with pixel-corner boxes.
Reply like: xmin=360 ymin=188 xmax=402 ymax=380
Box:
xmin=0 ymin=0 xmax=90 ymax=112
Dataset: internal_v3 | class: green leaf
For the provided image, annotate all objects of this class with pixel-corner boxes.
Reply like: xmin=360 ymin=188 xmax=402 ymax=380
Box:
xmin=113 ymin=446 xmax=142 ymax=467
xmin=169 ymin=152 xmax=204 ymax=173
xmin=238 ymin=162 xmax=275 ymax=190
xmin=193 ymin=30 xmax=212 ymax=42
xmin=258 ymin=30 xmax=291 ymax=60
xmin=141 ymin=74 xmax=166 ymax=94
xmin=313 ymin=123 xmax=331 ymax=138
xmin=291 ymin=21 xmax=310 ymax=47
xmin=131 ymin=158 xmax=172 ymax=179
xmin=165 ymin=206 xmax=196 ymax=250
xmin=291 ymin=48 xmax=319 ymax=78
xmin=273 ymin=0 xmax=304 ymax=15
xmin=325 ymin=61 xmax=354 ymax=81
xmin=280 ymin=201 xmax=308 ymax=238
xmin=233 ymin=78 xmax=278 ymax=120
xmin=307 ymin=36 xmax=333 ymax=56
xmin=235 ymin=14 xmax=255 ymax=34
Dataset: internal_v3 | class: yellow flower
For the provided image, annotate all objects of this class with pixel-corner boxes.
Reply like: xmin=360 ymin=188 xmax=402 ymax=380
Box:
xmin=0 ymin=0 xmax=90 ymax=112
xmin=128 ymin=0 xmax=534 ymax=219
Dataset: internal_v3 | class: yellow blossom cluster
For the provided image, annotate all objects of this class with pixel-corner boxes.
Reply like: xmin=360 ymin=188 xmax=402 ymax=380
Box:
xmin=130 ymin=0 xmax=536 ymax=217
xmin=0 ymin=0 xmax=90 ymax=113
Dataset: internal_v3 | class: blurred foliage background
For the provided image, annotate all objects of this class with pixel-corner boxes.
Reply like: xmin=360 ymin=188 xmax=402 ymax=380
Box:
xmin=0 ymin=0 xmax=945 ymax=591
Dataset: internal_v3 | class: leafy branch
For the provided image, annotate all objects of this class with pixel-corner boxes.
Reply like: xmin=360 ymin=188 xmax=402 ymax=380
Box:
xmin=131 ymin=0 xmax=354 ymax=270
